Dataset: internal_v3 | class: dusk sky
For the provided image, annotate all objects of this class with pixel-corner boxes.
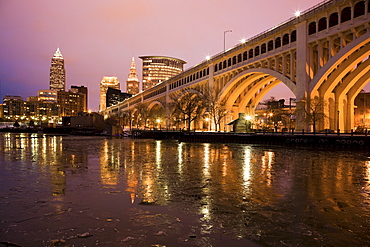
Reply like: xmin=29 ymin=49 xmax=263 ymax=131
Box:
xmin=0 ymin=0 xmax=325 ymax=111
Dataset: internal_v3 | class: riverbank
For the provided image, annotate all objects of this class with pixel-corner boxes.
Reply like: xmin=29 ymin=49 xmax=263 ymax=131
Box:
xmin=132 ymin=130 xmax=370 ymax=148
xmin=2 ymin=128 xmax=370 ymax=148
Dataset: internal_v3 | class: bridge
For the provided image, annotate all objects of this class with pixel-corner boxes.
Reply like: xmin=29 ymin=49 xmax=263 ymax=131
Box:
xmin=103 ymin=0 xmax=370 ymax=132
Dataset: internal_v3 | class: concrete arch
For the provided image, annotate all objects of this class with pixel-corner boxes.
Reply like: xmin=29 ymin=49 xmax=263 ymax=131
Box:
xmin=335 ymin=58 xmax=370 ymax=97
xmin=319 ymin=42 xmax=370 ymax=98
xmin=220 ymin=67 xmax=296 ymax=108
xmin=147 ymin=101 xmax=165 ymax=111
xmin=239 ymin=77 xmax=281 ymax=113
xmin=173 ymin=88 xmax=204 ymax=100
xmin=336 ymin=59 xmax=370 ymax=130
xmin=309 ymin=31 xmax=370 ymax=94
xmin=224 ymin=73 xmax=267 ymax=107
xmin=308 ymin=32 xmax=370 ymax=131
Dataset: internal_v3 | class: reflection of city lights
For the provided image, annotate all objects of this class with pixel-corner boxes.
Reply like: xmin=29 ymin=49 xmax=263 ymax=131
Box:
xmin=201 ymin=206 xmax=210 ymax=219
xmin=365 ymin=161 xmax=370 ymax=203
xmin=243 ymin=146 xmax=252 ymax=190
xmin=100 ymin=140 xmax=119 ymax=185
xmin=156 ymin=140 xmax=161 ymax=167
xmin=178 ymin=142 xmax=183 ymax=174
xmin=262 ymin=151 xmax=274 ymax=186
xmin=203 ymin=143 xmax=210 ymax=177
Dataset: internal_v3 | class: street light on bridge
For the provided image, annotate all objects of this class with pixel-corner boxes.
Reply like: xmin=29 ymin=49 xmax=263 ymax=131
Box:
xmin=224 ymin=30 xmax=232 ymax=53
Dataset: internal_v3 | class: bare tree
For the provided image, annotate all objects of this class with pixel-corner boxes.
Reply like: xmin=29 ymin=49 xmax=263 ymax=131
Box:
xmin=136 ymin=103 xmax=149 ymax=129
xmin=263 ymin=96 xmax=276 ymax=104
xmin=122 ymin=109 xmax=134 ymax=131
xmin=298 ymin=97 xmax=327 ymax=132
xmin=203 ymin=88 xmax=227 ymax=131
xmin=170 ymin=89 xmax=204 ymax=131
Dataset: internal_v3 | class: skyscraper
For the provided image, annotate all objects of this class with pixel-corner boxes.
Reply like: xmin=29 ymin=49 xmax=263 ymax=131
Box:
xmin=100 ymin=76 xmax=120 ymax=111
xmin=50 ymin=48 xmax=66 ymax=92
xmin=139 ymin=56 xmax=186 ymax=91
xmin=126 ymin=57 xmax=140 ymax=95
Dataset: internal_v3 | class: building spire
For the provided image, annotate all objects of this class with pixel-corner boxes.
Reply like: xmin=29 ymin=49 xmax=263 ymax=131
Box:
xmin=127 ymin=57 xmax=138 ymax=81
xmin=53 ymin=47 xmax=63 ymax=59
xmin=126 ymin=57 xmax=139 ymax=95
xmin=131 ymin=57 xmax=135 ymax=68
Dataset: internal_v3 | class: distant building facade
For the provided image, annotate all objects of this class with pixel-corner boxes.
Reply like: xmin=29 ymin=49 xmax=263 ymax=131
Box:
xmin=57 ymin=90 xmax=86 ymax=117
xmin=50 ymin=48 xmax=66 ymax=92
xmin=106 ymin=87 xmax=131 ymax=108
xmin=2 ymin=95 xmax=24 ymax=118
xmin=100 ymin=76 xmax=120 ymax=111
xmin=126 ymin=57 xmax=140 ymax=95
xmin=139 ymin=56 xmax=186 ymax=91
xmin=2 ymin=95 xmax=59 ymax=122
xmin=38 ymin=89 xmax=58 ymax=103
xmin=62 ymin=112 xmax=106 ymax=131
xmin=70 ymin=85 xmax=88 ymax=112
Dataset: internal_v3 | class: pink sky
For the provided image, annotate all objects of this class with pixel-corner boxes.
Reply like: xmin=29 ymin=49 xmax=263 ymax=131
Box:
xmin=0 ymin=0 xmax=325 ymax=111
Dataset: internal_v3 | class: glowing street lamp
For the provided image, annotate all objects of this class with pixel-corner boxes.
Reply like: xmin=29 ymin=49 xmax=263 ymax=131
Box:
xmin=295 ymin=11 xmax=301 ymax=17
xmin=205 ymin=117 xmax=210 ymax=131
xmin=156 ymin=119 xmax=161 ymax=130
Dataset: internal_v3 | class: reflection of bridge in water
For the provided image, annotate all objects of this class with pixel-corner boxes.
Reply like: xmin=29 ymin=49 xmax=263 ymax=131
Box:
xmin=104 ymin=0 xmax=370 ymax=132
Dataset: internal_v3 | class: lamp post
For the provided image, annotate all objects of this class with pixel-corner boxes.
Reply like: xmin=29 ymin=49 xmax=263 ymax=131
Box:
xmin=224 ymin=30 xmax=232 ymax=53
xmin=337 ymin=110 xmax=340 ymax=133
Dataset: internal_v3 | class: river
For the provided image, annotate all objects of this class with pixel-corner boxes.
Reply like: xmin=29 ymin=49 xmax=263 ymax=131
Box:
xmin=0 ymin=133 xmax=369 ymax=246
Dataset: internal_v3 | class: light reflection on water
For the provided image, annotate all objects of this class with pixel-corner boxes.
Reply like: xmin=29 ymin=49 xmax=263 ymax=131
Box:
xmin=0 ymin=133 xmax=369 ymax=246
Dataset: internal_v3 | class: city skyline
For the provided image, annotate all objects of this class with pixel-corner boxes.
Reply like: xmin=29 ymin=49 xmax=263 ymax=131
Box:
xmin=1 ymin=0 xmax=325 ymax=111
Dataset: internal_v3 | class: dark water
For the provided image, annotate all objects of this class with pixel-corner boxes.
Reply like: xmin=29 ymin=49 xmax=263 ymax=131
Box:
xmin=0 ymin=133 xmax=369 ymax=247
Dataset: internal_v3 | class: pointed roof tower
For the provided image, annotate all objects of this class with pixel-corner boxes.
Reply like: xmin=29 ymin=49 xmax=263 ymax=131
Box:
xmin=127 ymin=57 xmax=139 ymax=82
xmin=53 ymin=48 xmax=63 ymax=59
xmin=126 ymin=57 xmax=140 ymax=95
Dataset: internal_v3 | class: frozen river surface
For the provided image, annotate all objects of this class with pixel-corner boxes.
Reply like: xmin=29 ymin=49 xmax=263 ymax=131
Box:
xmin=0 ymin=133 xmax=369 ymax=246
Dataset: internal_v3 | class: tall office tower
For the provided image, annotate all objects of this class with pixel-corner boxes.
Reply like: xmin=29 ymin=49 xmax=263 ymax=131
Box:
xmin=99 ymin=76 xmax=120 ymax=111
xmin=70 ymin=85 xmax=88 ymax=112
xmin=139 ymin=56 xmax=186 ymax=91
xmin=50 ymin=48 xmax=66 ymax=92
xmin=126 ymin=57 xmax=140 ymax=95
